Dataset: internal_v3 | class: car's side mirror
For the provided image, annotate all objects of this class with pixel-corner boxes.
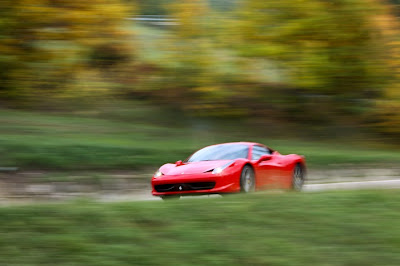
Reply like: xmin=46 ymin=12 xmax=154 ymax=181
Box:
xmin=257 ymin=154 xmax=272 ymax=163
xmin=175 ymin=160 xmax=184 ymax=166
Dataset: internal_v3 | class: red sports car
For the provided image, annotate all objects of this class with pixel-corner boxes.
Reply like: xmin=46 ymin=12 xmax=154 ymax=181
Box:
xmin=151 ymin=142 xmax=306 ymax=199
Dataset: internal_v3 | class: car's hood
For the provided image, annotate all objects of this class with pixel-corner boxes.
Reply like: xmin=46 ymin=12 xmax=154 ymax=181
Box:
xmin=161 ymin=160 xmax=233 ymax=175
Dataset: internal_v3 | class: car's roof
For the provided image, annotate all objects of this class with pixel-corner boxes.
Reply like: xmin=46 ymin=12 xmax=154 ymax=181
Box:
xmin=207 ymin=141 xmax=263 ymax=147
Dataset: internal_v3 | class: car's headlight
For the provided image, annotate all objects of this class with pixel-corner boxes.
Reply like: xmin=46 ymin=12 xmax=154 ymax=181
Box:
xmin=154 ymin=170 xmax=163 ymax=178
xmin=212 ymin=161 xmax=235 ymax=174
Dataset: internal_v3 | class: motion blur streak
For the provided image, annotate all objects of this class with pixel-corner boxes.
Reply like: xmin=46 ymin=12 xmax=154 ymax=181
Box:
xmin=1 ymin=0 xmax=400 ymax=264
xmin=0 ymin=0 xmax=399 ymax=137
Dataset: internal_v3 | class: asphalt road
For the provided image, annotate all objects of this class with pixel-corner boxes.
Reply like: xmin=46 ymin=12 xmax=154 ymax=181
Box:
xmin=98 ymin=179 xmax=400 ymax=202
xmin=1 ymin=172 xmax=399 ymax=205
xmin=303 ymin=179 xmax=400 ymax=192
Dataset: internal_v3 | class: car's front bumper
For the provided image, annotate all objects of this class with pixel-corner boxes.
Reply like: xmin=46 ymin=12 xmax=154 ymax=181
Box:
xmin=151 ymin=172 xmax=240 ymax=196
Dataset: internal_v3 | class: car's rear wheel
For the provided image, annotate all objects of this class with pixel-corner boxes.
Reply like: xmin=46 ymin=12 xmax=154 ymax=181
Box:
xmin=292 ymin=164 xmax=304 ymax=191
xmin=240 ymin=165 xmax=255 ymax=193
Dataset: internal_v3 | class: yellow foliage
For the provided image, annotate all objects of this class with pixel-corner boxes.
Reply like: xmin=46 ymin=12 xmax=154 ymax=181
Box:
xmin=237 ymin=0 xmax=392 ymax=94
xmin=369 ymin=2 xmax=400 ymax=134
xmin=0 ymin=0 xmax=134 ymax=101
xmin=374 ymin=100 xmax=400 ymax=134
xmin=168 ymin=0 xmax=210 ymax=39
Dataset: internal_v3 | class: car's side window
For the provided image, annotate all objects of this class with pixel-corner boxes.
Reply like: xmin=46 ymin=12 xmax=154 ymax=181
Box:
xmin=252 ymin=145 xmax=271 ymax=160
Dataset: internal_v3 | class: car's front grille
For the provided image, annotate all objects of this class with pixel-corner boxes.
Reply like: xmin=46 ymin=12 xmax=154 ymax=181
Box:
xmin=187 ymin=182 xmax=216 ymax=190
xmin=154 ymin=182 xmax=216 ymax=192
xmin=154 ymin=184 xmax=175 ymax=192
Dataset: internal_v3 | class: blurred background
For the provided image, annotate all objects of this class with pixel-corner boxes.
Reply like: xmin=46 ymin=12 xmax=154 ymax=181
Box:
xmin=2 ymin=1 xmax=400 ymax=265
xmin=1 ymin=0 xmax=400 ymax=174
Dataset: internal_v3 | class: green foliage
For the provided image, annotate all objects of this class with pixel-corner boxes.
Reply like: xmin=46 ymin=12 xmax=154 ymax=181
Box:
xmin=132 ymin=0 xmax=172 ymax=15
xmin=370 ymin=7 xmax=400 ymax=137
xmin=208 ymin=0 xmax=239 ymax=11
xmin=0 ymin=0 xmax=133 ymax=103
xmin=1 ymin=190 xmax=400 ymax=265
xmin=129 ymin=0 xmax=400 ymax=135
xmin=1 ymin=107 xmax=400 ymax=170
xmin=234 ymin=0 xmax=394 ymax=119
xmin=371 ymin=99 xmax=400 ymax=136
xmin=2 ymin=0 xmax=400 ymax=139
xmin=129 ymin=0 xmax=239 ymax=15
xmin=135 ymin=0 xmax=237 ymax=117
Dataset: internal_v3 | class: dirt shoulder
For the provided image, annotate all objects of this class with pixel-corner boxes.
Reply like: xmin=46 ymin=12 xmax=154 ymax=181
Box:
xmin=0 ymin=167 xmax=399 ymax=204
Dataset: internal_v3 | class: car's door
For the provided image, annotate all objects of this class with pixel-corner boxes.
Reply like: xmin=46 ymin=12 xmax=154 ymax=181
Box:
xmin=252 ymin=145 xmax=278 ymax=189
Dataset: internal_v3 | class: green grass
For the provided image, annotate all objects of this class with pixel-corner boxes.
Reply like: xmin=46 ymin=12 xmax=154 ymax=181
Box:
xmin=0 ymin=105 xmax=196 ymax=170
xmin=0 ymin=105 xmax=400 ymax=171
xmin=1 ymin=190 xmax=400 ymax=265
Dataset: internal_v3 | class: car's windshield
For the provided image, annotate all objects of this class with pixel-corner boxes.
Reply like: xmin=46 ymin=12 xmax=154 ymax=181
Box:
xmin=186 ymin=144 xmax=249 ymax=162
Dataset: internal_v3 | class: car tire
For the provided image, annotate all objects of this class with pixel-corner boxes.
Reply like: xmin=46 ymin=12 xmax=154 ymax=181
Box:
xmin=240 ymin=165 xmax=255 ymax=193
xmin=292 ymin=164 xmax=304 ymax=191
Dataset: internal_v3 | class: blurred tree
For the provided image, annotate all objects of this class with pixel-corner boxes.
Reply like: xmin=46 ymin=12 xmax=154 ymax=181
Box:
xmin=160 ymin=0 xmax=252 ymax=117
xmin=369 ymin=3 xmax=400 ymax=137
xmin=130 ymin=0 xmax=171 ymax=16
xmin=169 ymin=0 xmax=210 ymax=39
xmin=235 ymin=0 xmax=392 ymax=121
xmin=387 ymin=0 xmax=400 ymax=16
xmin=148 ymin=0 xmax=226 ymax=116
xmin=125 ymin=0 xmax=238 ymax=16
xmin=0 ymin=0 xmax=133 ymax=105
xmin=208 ymin=0 xmax=239 ymax=12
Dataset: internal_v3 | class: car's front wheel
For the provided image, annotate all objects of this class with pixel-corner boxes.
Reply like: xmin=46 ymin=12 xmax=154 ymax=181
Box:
xmin=240 ymin=165 xmax=255 ymax=193
xmin=292 ymin=164 xmax=304 ymax=191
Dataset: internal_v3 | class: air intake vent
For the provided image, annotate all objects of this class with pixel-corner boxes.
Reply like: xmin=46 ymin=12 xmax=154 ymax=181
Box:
xmin=154 ymin=182 xmax=216 ymax=192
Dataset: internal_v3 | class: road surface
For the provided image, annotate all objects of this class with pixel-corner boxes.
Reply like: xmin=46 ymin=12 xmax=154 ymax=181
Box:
xmin=98 ymin=179 xmax=400 ymax=202
xmin=303 ymin=179 xmax=400 ymax=192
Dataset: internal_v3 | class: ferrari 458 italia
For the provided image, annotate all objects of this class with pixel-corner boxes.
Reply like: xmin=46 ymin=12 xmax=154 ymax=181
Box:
xmin=151 ymin=142 xmax=306 ymax=199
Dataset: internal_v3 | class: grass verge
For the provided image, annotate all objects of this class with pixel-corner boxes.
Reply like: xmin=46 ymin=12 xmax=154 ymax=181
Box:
xmin=0 ymin=106 xmax=400 ymax=170
xmin=0 ymin=190 xmax=399 ymax=265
